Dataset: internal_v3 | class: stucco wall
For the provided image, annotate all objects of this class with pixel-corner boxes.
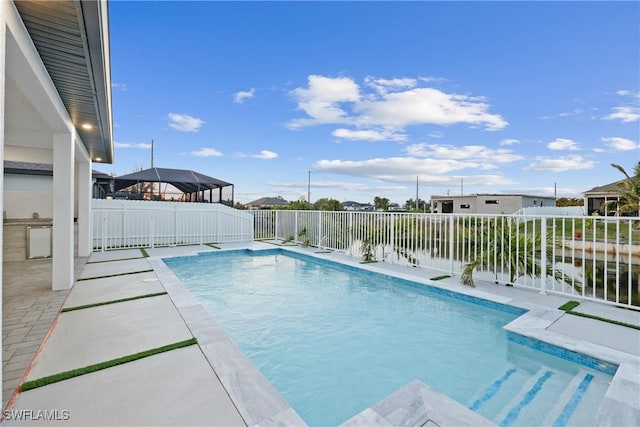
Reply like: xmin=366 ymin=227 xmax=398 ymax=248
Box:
xmin=3 ymin=174 xmax=53 ymax=219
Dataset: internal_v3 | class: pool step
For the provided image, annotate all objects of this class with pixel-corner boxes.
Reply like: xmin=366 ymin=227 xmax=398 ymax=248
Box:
xmin=542 ymin=371 xmax=594 ymax=427
xmin=495 ymin=368 xmax=556 ymax=427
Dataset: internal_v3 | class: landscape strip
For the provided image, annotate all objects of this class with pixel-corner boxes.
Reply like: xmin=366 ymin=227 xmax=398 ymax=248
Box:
xmin=430 ymin=275 xmax=451 ymax=281
xmin=205 ymin=243 xmax=222 ymax=249
xmin=558 ymin=301 xmax=640 ymax=331
xmin=61 ymin=292 xmax=168 ymax=312
xmin=77 ymin=269 xmax=154 ymax=281
xmin=140 ymin=247 xmax=150 ymax=257
xmin=20 ymin=338 xmax=198 ymax=392
xmin=86 ymin=256 xmax=146 ymax=264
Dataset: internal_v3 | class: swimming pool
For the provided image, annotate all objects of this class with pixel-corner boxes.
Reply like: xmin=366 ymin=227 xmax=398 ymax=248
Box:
xmin=163 ymin=249 xmax=614 ymax=426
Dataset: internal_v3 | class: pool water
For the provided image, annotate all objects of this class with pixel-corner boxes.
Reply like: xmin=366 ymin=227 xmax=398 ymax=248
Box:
xmin=163 ymin=249 xmax=614 ymax=427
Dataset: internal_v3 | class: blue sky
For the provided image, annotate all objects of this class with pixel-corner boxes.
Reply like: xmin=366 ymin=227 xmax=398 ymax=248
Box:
xmin=106 ymin=1 xmax=639 ymax=205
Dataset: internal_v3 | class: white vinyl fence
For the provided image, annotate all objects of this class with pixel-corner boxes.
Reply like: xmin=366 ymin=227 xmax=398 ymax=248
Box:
xmin=253 ymin=210 xmax=640 ymax=310
xmin=92 ymin=199 xmax=253 ymax=250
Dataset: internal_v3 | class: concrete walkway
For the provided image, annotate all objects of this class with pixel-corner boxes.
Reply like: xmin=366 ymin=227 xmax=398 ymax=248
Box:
xmin=2 ymin=243 xmax=639 ymax=426
xmin=3 ymin=249 xmax=245 ymax=426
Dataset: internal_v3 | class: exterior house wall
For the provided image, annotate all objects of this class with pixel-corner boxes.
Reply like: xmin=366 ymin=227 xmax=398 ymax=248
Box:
xmin=432 ymin=195 xmax=556 ymax=214
xmin=4 ymin=174 xmax=53 ymax=219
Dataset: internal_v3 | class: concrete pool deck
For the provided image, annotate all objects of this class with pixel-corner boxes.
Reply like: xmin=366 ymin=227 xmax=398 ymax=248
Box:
xmin=2 ymin=242 xmax=639 ymax=426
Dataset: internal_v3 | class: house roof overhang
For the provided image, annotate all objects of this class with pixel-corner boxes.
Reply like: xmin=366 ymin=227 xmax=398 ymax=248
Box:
xmin=13 ymin=0 xmax=114 ymax=164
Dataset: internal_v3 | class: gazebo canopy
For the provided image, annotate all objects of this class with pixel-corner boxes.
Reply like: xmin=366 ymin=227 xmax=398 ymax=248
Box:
xmin=114 ymin=167 xmax=232 ymax=194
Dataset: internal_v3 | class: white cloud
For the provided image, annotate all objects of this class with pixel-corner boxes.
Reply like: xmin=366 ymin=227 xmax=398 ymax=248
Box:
xmin=313 ymin=157 xmax=516 ymax=186
xmin=253 ymin=150 xmax=278 ymax=159
xmin=237 ymin=150 xmax=279 ymax=159
xmin=593 ymin=148 xmax=605 ymax=153
xmin=429 ymin=131 xmax=444 ymax=138
xmin=111 ymin=82 xmax=128 ymax=91
xmin=190 ymin=147 xmax=223 ymax=157
xmin=541 ymin=109 xmax=583 ymax=120
xmin=616 ymin=90 xmax=640 ymax=98
xmin=500 ymin=138 xmax=519 ymax=146
xmin=602 ymin=106 xmax=640 ymax=123
xmin=287 ymin=75 xmax=507 ymax=132
xmin=168 ymin=113 xmax=204 ymax=132
xmin=114 ymin=142 xmax=152 ymax=149
xmin=364 ymin=76 xmax=417 ymax=94
xmin=332 ymin=128 xmax=406 ymax=142
xmin=547 ymin=138 xmax=580 ymax=151
xmin=234 ymin=88 xmax=256 ymax=104
xmin=287 ymin=75 xmax=360 ymax=129
xmin=265 ymin=180 xmax=406 ymax=193
xmin=356 ymin=87 xmax=508 ymax=131
xmin=419 ymin=76 xmax=447 ymax=84
xmin=405 ymin=143 xmax=523 ymax=164
xmin=524 ymin=155 xmax=595 ymax=172
xmin=601 ymin=137 xmax=640 ymax=151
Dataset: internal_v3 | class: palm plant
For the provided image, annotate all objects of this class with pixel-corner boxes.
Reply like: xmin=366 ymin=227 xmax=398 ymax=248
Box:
xmin=460 ymin=218 xmax=576 ymax=288
xmin=361 ymin=238 xmax=375 ymax=262
xmin=607 ymin=162 xmax=640 ymax=216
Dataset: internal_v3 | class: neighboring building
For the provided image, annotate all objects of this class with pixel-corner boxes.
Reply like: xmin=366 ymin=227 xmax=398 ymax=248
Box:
xmin=342 ymin=201 xmax=374 ymax=211
xmin=430 ymin=194 xmax=556 ymax=214
xmin=246 ymin=196 xmax=288 ymax=209
xmin=583 ymin=180 xmax=625 ymax=216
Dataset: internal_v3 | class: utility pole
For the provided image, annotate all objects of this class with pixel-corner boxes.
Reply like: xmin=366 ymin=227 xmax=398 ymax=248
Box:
xmin=460 ymin=177 xmax=464 ymax=196
xmin=554 ymin=181 xmax=557 ymax=199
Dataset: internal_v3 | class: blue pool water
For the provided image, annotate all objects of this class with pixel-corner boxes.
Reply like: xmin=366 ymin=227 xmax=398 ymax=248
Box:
xmin=163 ymin=249 xmax=614 ymax=427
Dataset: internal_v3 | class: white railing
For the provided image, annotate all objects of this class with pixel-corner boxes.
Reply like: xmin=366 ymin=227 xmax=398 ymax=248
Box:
xmin=92 ymin=199 xmax=253 ymax=250
xmin=253 ymin=210 xmax=640 ymax=310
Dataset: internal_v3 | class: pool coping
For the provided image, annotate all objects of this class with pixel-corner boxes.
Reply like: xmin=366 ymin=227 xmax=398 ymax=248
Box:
xmin=150 ymin=244 xmax=639 ymax=427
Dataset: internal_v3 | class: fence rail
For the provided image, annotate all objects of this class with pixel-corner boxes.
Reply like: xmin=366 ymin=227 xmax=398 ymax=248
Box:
xmin=92 ymin=199 xmax=253 ymax=250
xmin=253 ymin=210 xmax=640 ymax=310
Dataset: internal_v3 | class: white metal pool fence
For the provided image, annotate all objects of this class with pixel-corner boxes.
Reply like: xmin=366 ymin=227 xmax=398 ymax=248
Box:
xmin=92 ymin=199 xmax=253 ymax=250
xmin=253 ymin=210 xmax=640 ymax=310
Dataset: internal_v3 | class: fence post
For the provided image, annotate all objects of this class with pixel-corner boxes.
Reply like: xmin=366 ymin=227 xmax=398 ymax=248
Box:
xmin=295 ymin=211 xmax=298 ymax=243
xmin=539 ymin=217 xmax=547 ymax=295
xmin=348 ymin=212 xmax=353 ymax=256
xmin=200 ymin=211 xmax=204 ymax=245
xmin=449 ymin=215 xmax=455 ymax=275
xmin=150 ymin=212 xmax=155 ymax=249
xmin=101 ymin=210 xmax=107 ymax=252
xmin=174 ymin=205 xmax=178 ymax=246
xmin=318 ymin=211 xmax=323 ymax=248
xmin=275 ymin=210 xmax=279 ymax=241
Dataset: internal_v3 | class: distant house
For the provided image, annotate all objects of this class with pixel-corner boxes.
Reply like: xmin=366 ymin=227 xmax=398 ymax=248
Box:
xmin=430 ymin=194 xmax=556 ymax=214
xmin=583 ymin=180 xmax=625 ymax=216
xmin=245 ymin=196 xmax=288 ymax=209
xmin=342 ymin=201 xmax=374 ymax=211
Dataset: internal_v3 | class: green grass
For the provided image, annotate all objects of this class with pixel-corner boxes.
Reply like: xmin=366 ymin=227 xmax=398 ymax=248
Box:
xmin=558 ymin=300 xmax=581 ymax=311
xmin=77 ymin=270 xmax=154 ymax=281
xmin=205 ymin=243 xmax=222 ymax=249
xmin=20 ymin=338 xmax=197 ymax=392
xmin=430 ymin=275 xmax=451 ymax=281
xmin=140 ymin=248 xmax=150 ymax=257
xmin=61 ymin=292 xmax=167 ymax=312
xmin=359 ymin=260 xmax=378 ymax=264
xmin=558 ymin=300 xmax=640 ymax=330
